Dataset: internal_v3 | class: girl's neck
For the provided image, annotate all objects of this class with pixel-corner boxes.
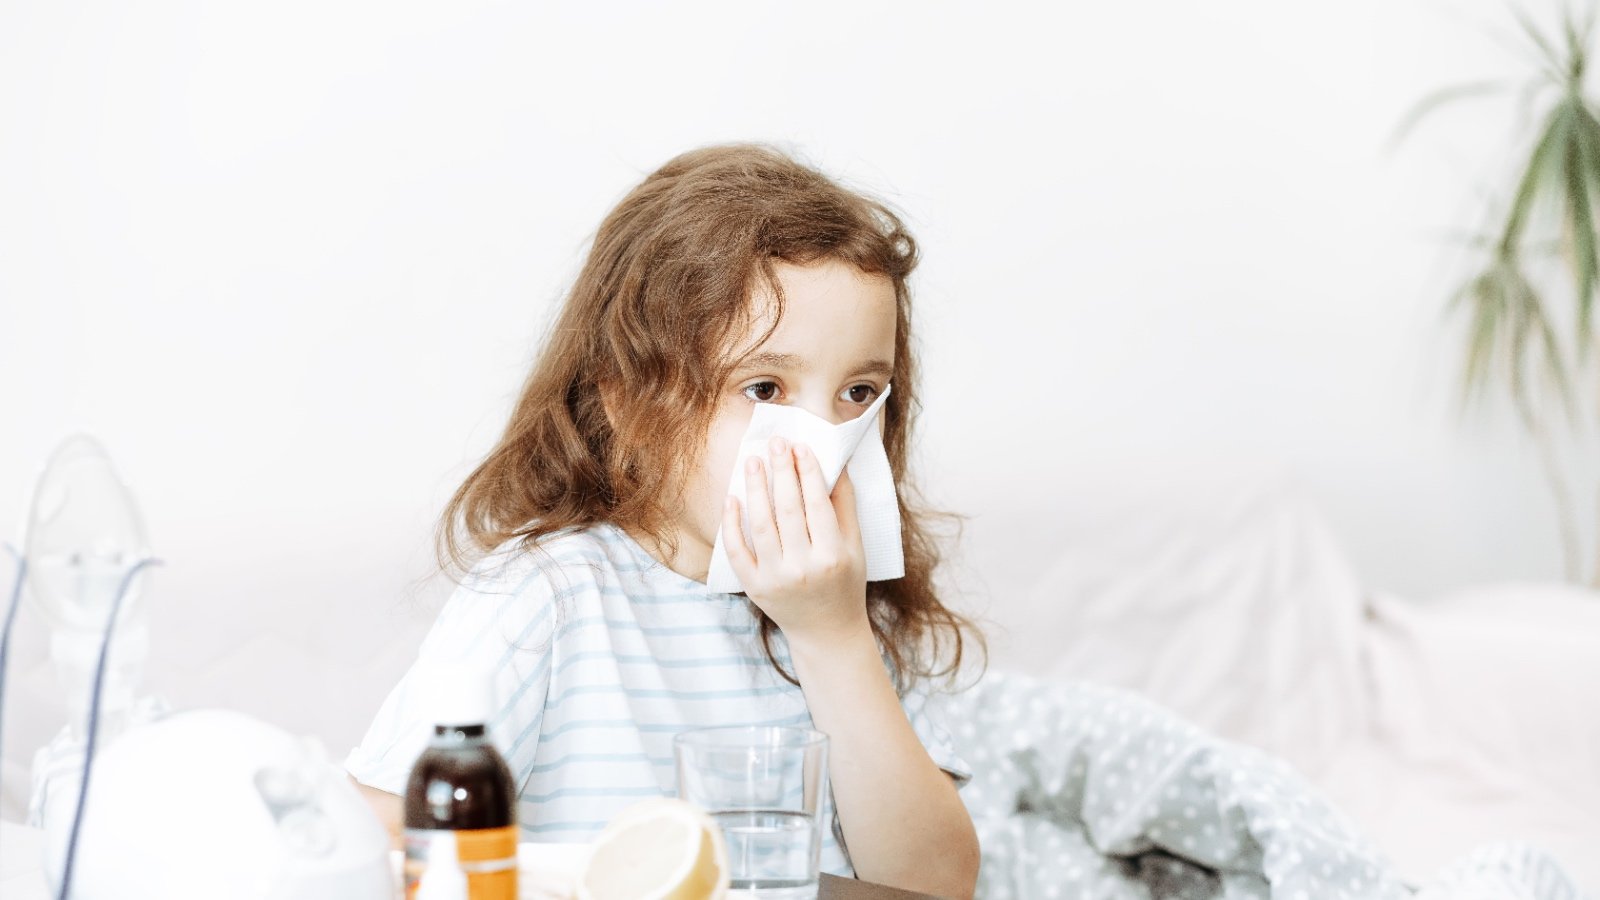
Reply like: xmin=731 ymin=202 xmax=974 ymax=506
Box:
xmin=622 ymin=526 xmax=712 ymax=586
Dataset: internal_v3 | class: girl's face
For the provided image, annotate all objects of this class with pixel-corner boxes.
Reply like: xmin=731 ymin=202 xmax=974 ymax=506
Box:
xmin=656 ymin=257 xmax=898 ymax=583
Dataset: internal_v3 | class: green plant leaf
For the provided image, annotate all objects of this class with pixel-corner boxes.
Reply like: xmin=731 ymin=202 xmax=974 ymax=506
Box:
xmin=1388 ymin=80 xmax=1513 ymax=150
xmin=1511 ymin=4 xmax=1569 ymax=85
xmin=1531 ymin=287 xmax=1576 ymax=420
xmin=1567 ymin=101 xmax=1600 ymax=343
xmin=1423 ymin=3 xmax=1596 ymax=580
xmin=1509 ymin=267 xmax=1535 ymax=408
xmin=1506 ymin=258 xmax=1570 ymax=419
xmin=1451 ymin=250 xmax=1573 ymax=419
xmin=1453 ymin=261 xmax=1513 ymax=402
xmin=1560 ymin=5 xmax=1592 ymax=84
xmin=1501 ymin=105 xmax=1574 ymax=253
xmin=1425 ymin=3 xmax=1592 ymax=430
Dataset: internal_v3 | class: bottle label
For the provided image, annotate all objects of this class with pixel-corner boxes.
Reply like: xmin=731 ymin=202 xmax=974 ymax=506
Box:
xmin=404 ymin=826 xmax=518 ymax=900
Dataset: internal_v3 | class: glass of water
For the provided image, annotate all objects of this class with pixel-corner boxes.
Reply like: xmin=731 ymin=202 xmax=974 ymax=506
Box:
xmin=674 ymin=726 xmax=830 ymax=900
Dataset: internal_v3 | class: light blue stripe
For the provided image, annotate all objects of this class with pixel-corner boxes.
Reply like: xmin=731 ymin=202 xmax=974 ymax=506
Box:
xmin=554 ymin=650 xmax=621 ymax=676
xmin=504 ymin=670 xmax=560 ymax=762
xmin=365 ymin=524 xmax=854 ymax=863
xmin=467 ymin=544 xmax=608 ymax=621
xmin=545 ymin=684 xmax=629 ymax=705
xmin=623 ymin=589 xmax=734 ymax=605
xmin=611 ymin=619 xmax=758 ymax=637
xmin=636 ymin=711 xmax=811 ymax=733
xmin=624 ymin=686 xmax=796 ymax=701
xmin=552 ymin=615 xmax=608 ymax=640
xmin=468 ymin=568 xmax=570 ymax=658
xmin=470 ymin=526 xmax=720 ymax=585
xmin=513 ymin=667 xmax=797 ymax=759
xmin=465 ymin=540 xmax=619 ymax=595
xmin=593 ymin=526 xmax=675 ymax=574
xmin=491 ymin=645 xmax=553 ymax=732
xmin=508 ymin=704 xmax=549 ymax=769
xmin=551 ymin=615 xmax=757 ymax=640
xmin=597 ymin=526 xmax=739 ymax=594
xmin=488 ymin=591 xmax=561 ymax=672
xmin=521 ymin=810 xmax=837 ymax=852
xmin=524 ymin=821 xmax=609 ymax=835
xmin=520 ymin=785 xmax=665 ymax=804
xmin=566 ymin=562 xmax=721 ymax=599
xmin=526 ymin=752 xmax=664 ymax=774
xmin=536 ymin=710 xmax=812 ymax=746
xmin=613 ymin=654 xmax=771 ymax=669
xmin=536 ymin=718 xmax=652 ymax=742
xmin=555 ymin=649 xmax=766 ymax=677
xmin=545 ymin=682 xmax=797 ymax=709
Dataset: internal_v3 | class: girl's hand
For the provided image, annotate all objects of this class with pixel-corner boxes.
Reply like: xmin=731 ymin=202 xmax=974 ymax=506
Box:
xmin=722 ymin=435 xmax=870 ymax=645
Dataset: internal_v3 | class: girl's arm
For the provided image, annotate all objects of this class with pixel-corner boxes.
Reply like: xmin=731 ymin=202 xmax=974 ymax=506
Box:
xmin=787 ymin=625 xmax=979 ymax=898
xmin=351 ymin=778 xmax=404 ymax=850
xmin=723 ymin=438 xmax=980 ymax=899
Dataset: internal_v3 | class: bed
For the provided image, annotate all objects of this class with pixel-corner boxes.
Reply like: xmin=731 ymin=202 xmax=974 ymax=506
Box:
xmin=2 ymin=464 xmax=1594 ymax=895
xmin=950 ymin=465 xmax=1600 ymax=893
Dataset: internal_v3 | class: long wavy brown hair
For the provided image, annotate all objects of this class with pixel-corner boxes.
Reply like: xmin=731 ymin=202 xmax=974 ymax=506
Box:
xmin=439 ymin=142 xmax=982 ymax=687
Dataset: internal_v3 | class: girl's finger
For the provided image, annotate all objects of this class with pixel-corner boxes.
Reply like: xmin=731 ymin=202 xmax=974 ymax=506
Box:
xmin=743 ymin=454 xmax=783 ymax=562
xmin=720 ymin=494 xmax=760 ymax=585
xmin=793 ymin=444 xmax=841 ymax=547
xmin=831 ymin=467 xmax=861 ymax=545
xmin=766 ymin=437 xmax=809 ymax=552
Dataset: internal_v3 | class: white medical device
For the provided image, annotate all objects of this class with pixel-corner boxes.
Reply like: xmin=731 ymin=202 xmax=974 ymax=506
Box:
xmin=7 ymin=435 xmax=393 ymax=900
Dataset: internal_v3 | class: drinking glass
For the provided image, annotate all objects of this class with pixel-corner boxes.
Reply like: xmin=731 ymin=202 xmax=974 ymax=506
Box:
xmin=674 ymin=726 xmax=829 ymax=900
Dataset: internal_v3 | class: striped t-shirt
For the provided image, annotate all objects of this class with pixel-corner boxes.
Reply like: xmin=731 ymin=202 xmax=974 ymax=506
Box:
xmin=344 ymin=522 xmax=971 ymax=877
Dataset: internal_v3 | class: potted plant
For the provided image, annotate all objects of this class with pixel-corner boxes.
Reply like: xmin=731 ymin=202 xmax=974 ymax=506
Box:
xmin=1403 ymin=4 xmax=1600 ymax=584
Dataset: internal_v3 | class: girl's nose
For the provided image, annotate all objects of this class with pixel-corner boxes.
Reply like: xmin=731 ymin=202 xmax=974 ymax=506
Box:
xmin=795 ymin=396 xmax=847 ymax=427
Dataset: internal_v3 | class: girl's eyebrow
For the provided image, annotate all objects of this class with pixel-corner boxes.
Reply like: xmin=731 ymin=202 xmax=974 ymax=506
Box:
xmin=855 ymin=359 xmax=896 ymax=380
xmin=735 ymin=351 xmax=805 ymax=373
xmin=734 ymin=352 xmax=894 ymax=380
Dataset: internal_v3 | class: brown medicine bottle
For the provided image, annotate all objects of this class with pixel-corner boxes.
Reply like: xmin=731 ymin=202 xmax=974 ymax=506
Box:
xmin=402 ymin=663 xmax=518 ymax=900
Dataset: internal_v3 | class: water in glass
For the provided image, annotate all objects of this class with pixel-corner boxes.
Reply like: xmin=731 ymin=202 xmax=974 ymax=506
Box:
xmin=712 ymin=808 xmax=820 ymax=900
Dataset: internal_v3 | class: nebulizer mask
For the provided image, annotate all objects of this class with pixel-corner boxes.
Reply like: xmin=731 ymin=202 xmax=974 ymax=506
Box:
xmin=1 ymin=436 xmax=393 ymax=900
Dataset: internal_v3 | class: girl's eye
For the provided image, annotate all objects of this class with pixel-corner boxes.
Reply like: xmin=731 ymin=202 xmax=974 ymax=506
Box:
xmin=742 ymin=382 xmax=780 ymax=403
xmin=842 ymin=384 xmax=880 ymax=405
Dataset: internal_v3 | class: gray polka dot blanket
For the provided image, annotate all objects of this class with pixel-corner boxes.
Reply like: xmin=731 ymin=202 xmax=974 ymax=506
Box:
xmin=932 ymin=671 xmax=1588 ymax=900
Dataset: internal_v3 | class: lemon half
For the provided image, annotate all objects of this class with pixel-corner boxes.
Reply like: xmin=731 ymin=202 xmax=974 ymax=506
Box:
xmin=577 ymin=798 xmax=729 ymax=900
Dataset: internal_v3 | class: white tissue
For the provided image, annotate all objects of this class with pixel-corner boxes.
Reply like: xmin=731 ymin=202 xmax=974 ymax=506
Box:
xmin=706 ymin=386 xmax=904 ymax=593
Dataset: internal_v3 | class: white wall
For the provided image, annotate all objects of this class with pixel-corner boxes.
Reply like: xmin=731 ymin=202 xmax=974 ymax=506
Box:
xmin=1 ymin=0 xmax=1591 ymax=760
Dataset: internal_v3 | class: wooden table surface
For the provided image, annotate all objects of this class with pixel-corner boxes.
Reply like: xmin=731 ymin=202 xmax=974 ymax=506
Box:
xmin=819 ymin=872 xmax=945 ymax=899
xmin=2 ymin=822 xmax=943 ymax=900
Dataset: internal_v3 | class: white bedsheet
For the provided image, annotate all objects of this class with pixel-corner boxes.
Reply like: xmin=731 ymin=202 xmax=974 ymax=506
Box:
xmin=961 ymin=468 xmax=1600 ymax=892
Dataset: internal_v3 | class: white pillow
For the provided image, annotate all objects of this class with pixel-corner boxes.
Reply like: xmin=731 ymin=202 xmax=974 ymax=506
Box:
xmin=958 ymin=466 xmax=1369 ymax=775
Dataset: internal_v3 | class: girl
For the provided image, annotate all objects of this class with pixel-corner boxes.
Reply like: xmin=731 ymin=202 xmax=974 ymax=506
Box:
xmin=345 ymin=143 xmax=983 ymax=898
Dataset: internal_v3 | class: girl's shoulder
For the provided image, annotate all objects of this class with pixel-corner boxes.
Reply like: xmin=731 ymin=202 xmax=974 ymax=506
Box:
xmin=421 ymin=524 xmax=632 ymax=657
xmin=461 ymin=524 xmax=618 ymax=591
xmin=457 ymin=521 xmax=684 ymax=602
xmin=425 ymin=522 xmax=719 ymax=658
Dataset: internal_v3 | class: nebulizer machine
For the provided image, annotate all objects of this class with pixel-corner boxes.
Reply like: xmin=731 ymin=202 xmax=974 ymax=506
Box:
xmin=0 ymin=436 xmax=394 ymax=899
